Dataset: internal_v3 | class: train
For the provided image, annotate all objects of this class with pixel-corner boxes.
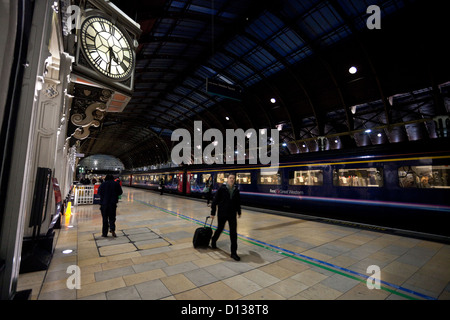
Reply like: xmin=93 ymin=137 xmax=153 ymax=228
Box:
xmin=120 ymin=139 xmax=450 ymax=241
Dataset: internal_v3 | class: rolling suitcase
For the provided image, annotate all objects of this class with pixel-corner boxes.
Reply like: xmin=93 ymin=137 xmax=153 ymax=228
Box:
xmin=193 ymin=216 xmax=213 ymax=248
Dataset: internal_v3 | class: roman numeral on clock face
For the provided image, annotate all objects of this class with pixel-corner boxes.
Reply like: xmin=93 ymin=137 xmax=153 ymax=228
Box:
xmin=93 ymin=55 xmax=102 ymax=65
xmin=120 ymin=62 xmax=127 ymax=71
xmin=86 ymin=43 xmax=96 ymax=53
xmin=86 ymin=33 xmax=95 ymax=42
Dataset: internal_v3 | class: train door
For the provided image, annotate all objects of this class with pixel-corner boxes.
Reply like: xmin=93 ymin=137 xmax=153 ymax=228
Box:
xmin=185 ymin=172 xmax=191 ymax=194
xmin=178 ymin=172 xmax=184 ymax=193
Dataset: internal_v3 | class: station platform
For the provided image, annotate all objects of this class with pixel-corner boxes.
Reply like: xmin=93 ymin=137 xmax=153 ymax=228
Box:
xmin=18 ymin=187 xmax=450 ymax=301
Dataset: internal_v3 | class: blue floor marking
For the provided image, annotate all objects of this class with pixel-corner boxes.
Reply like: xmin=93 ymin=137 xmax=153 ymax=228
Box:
xmin=135 ymin=199 xmax=437 ymax=300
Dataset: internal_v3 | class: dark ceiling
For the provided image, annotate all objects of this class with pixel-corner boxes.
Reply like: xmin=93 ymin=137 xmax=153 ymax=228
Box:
xmin=78 ymin=0 xmax=449 ymax=169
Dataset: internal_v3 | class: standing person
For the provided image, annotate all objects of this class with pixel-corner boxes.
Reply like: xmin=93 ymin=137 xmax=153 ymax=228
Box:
xmin=210 ymin=174 xmax=242 ymax=261
xmin=205 ymin=175 xmax=213 ymax=206
xmin=98 ymin=174 xmax=123 ymax=237
xmin=159 ymin=177 xmax=165 ymax=195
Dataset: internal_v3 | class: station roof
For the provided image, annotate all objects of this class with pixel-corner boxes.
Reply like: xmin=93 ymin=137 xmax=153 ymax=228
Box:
xmin=78 ymin=0 xmax=449 ymax=169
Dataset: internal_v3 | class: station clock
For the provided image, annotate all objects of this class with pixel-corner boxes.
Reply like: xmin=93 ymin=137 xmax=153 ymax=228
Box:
xmin=79 ymin=16 xmax=135 ymax=81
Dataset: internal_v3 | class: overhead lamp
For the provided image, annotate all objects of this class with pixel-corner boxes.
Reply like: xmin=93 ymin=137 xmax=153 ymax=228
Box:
xmin=282 ymin=143 xmax=287 ymax=147
xmin=270 ymin=98 xmax=276 ymax=104
xmin=62 ymin=249 xmax=73 ymax=254
xmin=349 ymin=66 xmax=358 ymax=74
xmin=225 ymin=116 xmax=230 ymax=121
xmin=365 ymin=129 xmax=372 ymax=133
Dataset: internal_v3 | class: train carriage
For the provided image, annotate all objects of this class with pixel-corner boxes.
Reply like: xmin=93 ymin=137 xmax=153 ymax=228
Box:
xmin=121 ymin=139 xmax=450 ymax=241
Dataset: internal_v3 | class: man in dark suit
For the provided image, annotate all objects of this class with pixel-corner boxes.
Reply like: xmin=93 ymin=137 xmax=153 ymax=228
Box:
xmin=210 ymin=174 xmax=242 ymax=261
xmin=98 ymin=174 xmax=123 ymax=237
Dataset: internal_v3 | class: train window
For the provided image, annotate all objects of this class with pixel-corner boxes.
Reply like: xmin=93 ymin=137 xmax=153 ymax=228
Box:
xmin=398 ymin=165 xmax=450 ymax=188
xmin=216 ymin=173 xmax=229 ymax=184
xmin=236 ymin=172 xmax=251 ymax=184
xmin=289 ymin=170 xmax=323 ymax=186
xmin=258 ymin=172 xmax=281 ymax=185
xmin=202 ymin=174 xmax=212 ymax=183
xmin=333 ymin=168 xmax=383 ymax=187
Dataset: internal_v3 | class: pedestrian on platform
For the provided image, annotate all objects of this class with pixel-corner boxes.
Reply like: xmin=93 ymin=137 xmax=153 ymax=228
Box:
xmin=98 ymin=174 xmax=123 ymax=237
xmin=159 ymin=177 xmax=165 ymax=195
xmin=210 ymin=174 xmax=242 ymax=261
xmin=205 ymin=175 xmax=213 ymax=206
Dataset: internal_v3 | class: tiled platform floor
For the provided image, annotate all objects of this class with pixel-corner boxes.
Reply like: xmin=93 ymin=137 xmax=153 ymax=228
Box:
xmin=18 ymin=187 xmax=450 ymax=300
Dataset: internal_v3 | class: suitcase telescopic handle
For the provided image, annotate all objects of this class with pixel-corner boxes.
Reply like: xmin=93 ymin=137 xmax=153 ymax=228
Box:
xmin=205 ymin=216 xmax=213 ymax=227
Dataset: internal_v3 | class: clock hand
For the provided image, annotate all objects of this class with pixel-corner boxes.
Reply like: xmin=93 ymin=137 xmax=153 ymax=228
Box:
xmin=108 ymin=47 xmax=113 ymax=73
xmin=111 ymin=49 xmax=119 ymax=63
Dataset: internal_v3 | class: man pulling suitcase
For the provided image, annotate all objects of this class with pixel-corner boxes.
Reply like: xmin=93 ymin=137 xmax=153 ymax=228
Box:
xmin=210 ymin=174 xmax=242 ymax=261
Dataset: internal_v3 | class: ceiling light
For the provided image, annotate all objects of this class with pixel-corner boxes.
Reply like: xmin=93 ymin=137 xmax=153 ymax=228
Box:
xmin=282 ymin=143 xmax=287 ymax=147
xmin=270 ymin=98 xmax=276 ymax=104
xmin=377 ymin=133 xmax=382 ymax=137
xmin=62 ymin=249 xmax=73 ymax=254
xmin=365 ymin=129 xmax=372 ymax=133
xmin=349 ymin=66 xmax=358 ymax=74
xmin=225 ymin=116 xmax=230 ymax=121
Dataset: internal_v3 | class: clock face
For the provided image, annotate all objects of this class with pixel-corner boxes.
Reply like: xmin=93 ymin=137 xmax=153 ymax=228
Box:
xmin=80 ymin=16 xmax=134 ymax=80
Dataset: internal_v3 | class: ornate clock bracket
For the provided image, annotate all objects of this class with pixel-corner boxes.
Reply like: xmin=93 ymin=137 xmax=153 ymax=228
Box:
xmin=70 ymin=102 xmax=106 ymax=140
xmin=64 ymin=0 xmax=141 ymax=145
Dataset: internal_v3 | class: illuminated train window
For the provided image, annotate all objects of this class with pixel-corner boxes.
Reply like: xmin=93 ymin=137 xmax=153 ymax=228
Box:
xmin=333 ymin=168 xmax=383 ymax=187
xmin=398 ymin=165 xmax=450 ymax=188
xmin=216 ymin=173 xmax=229 ymax=184
xmin=258 ymin=172 xmax=281 ymax=185
xmin=236 ymin=172 xmax=251 ymax=184
xmin=289 ymin=170 xmax=323 ymax=186
xmin=202 ymin=174 xmax=212 ymax=183
xmin=216 ymin=172 xmax=251 ymax=184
